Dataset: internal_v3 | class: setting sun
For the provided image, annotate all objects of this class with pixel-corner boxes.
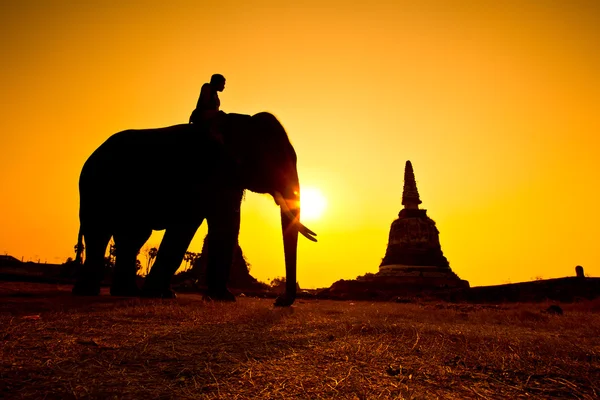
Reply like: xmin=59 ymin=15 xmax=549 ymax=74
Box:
xmin=300 ymin=187 xmax=327 ymax=222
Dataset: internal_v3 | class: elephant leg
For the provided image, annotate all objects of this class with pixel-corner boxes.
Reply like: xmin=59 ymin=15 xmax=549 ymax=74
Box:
xmin=111 ymin=227 xmax=152 ymax=296
xmin=204 ymin=192 xmax=242 ymax=302
xmin=72 ymin=226 xmax=111 ymax=296
xmin=141 ymin=224 xmax=199 ymax=299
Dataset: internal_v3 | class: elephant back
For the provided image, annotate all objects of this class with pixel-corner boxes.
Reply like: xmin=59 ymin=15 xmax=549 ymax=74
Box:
xmin=80 ymin=124 xmax=223 ymax=196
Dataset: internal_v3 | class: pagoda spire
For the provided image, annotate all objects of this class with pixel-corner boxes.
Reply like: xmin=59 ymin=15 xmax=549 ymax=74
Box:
xmin=401 ymin=160 xmax=422 ymax=210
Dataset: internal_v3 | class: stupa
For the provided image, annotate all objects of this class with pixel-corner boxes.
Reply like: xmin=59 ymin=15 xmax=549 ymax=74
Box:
xmin=321 ymin=160 xmax=468 ymax=300
xmin=376 ymin=161 xmax=468 ymax=288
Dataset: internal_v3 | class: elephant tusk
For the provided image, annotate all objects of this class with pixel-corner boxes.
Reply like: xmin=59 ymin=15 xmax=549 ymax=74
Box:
xmin=274 ymin=191 xmax=296 ymax=220
xmin=298 ymin=224 xmax=318 ymax=242
xmin=274 ymin=191 xmax=318 ymax=242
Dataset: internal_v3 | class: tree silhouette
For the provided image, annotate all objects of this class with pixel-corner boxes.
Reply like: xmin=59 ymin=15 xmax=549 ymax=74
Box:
xmin=74 ymin=242 xmax=84 ymax=264
xmin=269 ymin=276 xmax=300 ymax=293
xmin=105 ymin=240 xmax=117 ymax=268
xmin=270 ymin=276 xmax=286 ymax=288
xmin=183 ymin=251 xmax=200 ymax=271
xmin=142 ymin=246 xmax=158 ymax=276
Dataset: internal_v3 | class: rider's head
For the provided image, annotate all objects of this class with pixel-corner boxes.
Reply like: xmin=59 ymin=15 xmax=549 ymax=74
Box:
xmin=210 ymin=74 xmax=226 ymax=91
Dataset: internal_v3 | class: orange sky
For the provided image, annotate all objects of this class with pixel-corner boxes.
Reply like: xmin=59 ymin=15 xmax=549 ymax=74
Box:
xmin=1 ymin=1 xmax=599 ymax=288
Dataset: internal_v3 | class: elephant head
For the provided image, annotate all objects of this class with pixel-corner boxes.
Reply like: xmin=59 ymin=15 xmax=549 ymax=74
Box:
xmin=225 ymin=112 xmax=317 ymax=306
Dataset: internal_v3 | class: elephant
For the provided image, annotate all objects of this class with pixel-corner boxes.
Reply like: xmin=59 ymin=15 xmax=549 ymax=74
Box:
xmin=72 ymin=112 xmax=317 ymax=306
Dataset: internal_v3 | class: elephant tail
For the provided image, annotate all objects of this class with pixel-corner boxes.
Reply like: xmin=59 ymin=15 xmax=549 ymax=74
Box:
xmin=74 ymin=225 xmax=84 ymax=265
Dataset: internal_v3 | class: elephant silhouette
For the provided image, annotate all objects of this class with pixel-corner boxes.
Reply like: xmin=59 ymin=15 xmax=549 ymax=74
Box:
xmin=72 ymin=112 xmax=316 ymax=306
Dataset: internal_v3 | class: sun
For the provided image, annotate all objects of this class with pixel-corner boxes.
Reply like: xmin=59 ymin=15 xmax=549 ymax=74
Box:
xmin=300 ymin=187 xmax=327 ymax=221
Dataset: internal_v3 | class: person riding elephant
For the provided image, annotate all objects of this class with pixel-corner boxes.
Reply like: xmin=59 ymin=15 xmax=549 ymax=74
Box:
xmin=72 ymin=112 xmax=317 ymax=306
xmin=189 ymin=74 xmax=226 ymax=143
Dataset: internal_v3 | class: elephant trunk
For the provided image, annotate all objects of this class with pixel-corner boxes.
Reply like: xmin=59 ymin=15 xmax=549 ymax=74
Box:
xmin=273 ymin=185 xmax=301 ymax=307
xmin=272 ymin=184 xmax=317 ymax=307
xmin=278 ymin=207 xmax=299 ymax=306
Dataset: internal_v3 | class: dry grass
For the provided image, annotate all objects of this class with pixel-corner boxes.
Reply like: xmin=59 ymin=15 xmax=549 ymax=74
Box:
xmin=1 ymin=282 xmax=600 ymax=399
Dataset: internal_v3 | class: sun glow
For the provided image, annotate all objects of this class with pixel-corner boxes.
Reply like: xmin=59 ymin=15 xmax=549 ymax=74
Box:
xmin=300 ymin=187 xmax=327 ymax=221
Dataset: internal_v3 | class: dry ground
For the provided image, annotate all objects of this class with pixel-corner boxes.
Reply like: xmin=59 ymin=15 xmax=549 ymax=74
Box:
xmin=1 ymin=282 xmax=599 ymax=399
